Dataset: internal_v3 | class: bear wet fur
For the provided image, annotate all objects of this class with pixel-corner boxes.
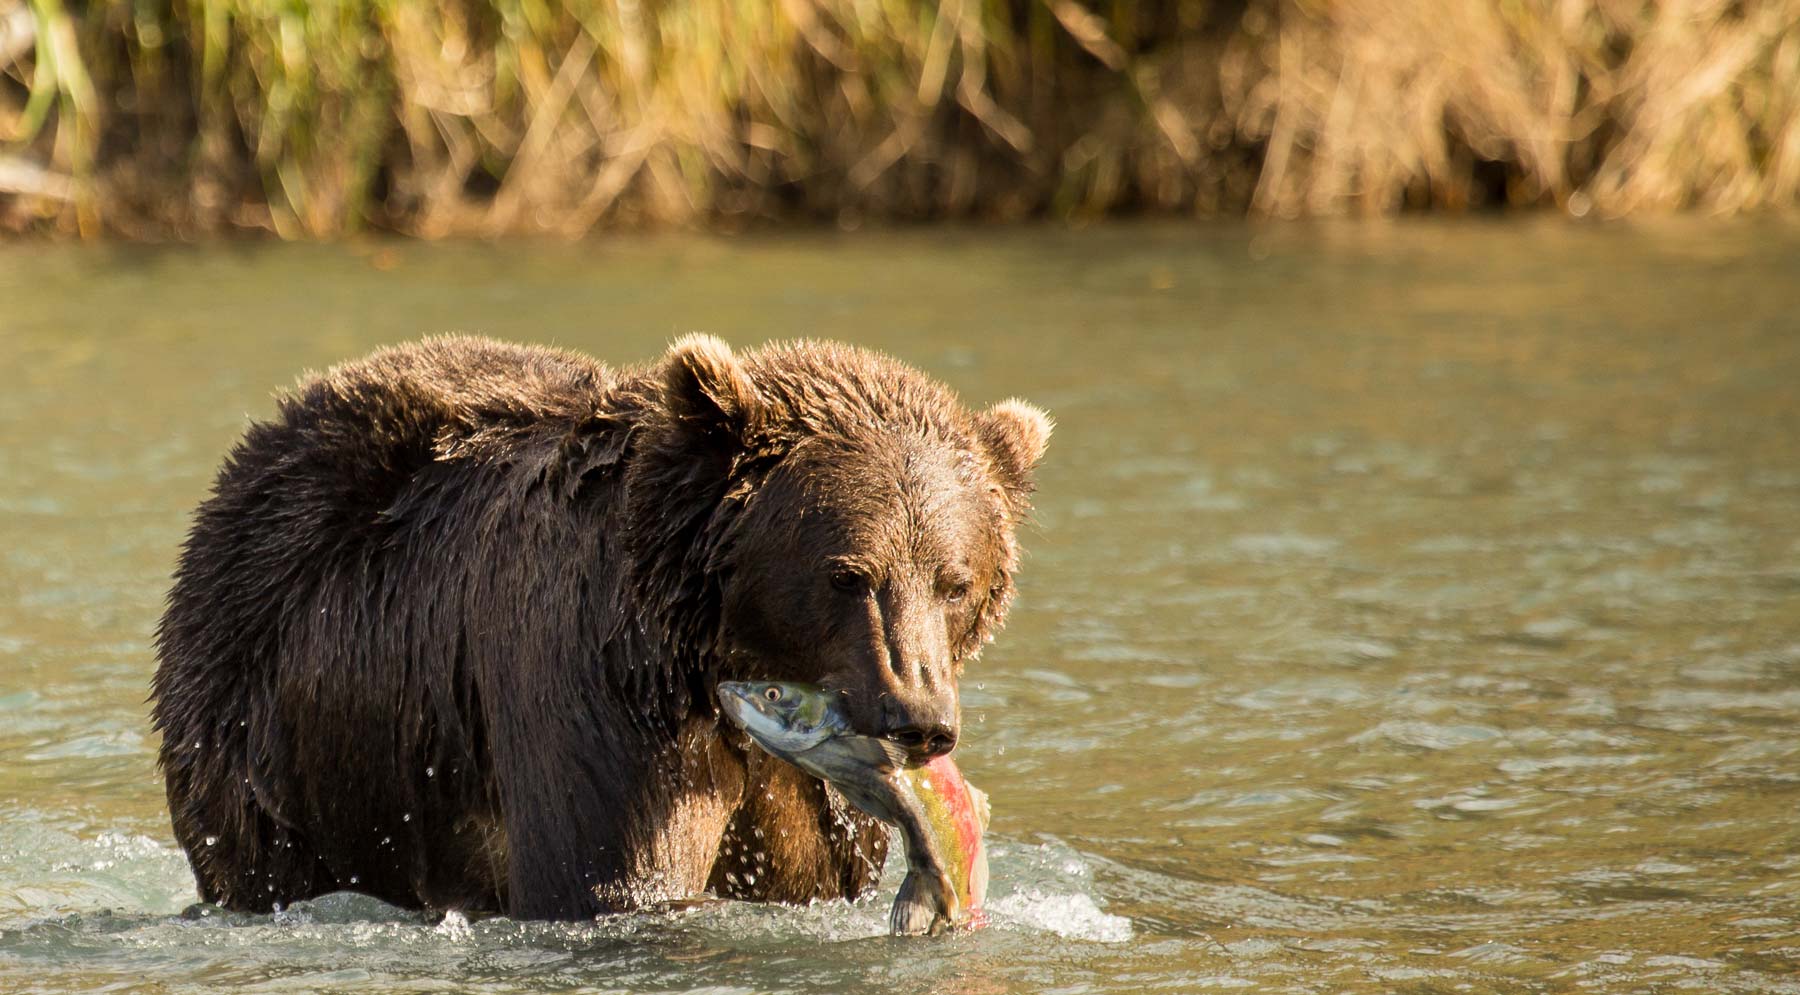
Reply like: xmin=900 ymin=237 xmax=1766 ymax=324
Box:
xmin=151 ymin=335 xmax=1049 ymax=919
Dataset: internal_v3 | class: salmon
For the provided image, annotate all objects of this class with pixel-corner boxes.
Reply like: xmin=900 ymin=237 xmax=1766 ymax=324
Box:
xmin=717 ymin=680 xmax=990 ymax=935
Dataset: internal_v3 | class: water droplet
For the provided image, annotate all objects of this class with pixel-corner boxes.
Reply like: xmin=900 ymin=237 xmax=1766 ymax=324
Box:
xmin=402 ymin=813 xmax=412 ymax=822
xmin=203 ymin=835 xmax=218 ymax=847
xmin=349 ymin=875 xmax=360 ymax=884
xmin=425 ymin=766 xmax=435 ymax=777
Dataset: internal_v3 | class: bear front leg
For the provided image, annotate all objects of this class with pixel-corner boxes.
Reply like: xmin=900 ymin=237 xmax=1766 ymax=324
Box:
xmin=614 ymin=718 xmax=751 ymax=907
xmin=492 ymin=714 xmax=745 ymax=918
xmin=708 ymin=744 xmax=889 ymax=904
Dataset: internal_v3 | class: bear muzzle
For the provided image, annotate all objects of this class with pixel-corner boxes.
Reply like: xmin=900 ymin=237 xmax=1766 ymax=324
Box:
xmin=876 ymin=690 xmax=960 ymax=764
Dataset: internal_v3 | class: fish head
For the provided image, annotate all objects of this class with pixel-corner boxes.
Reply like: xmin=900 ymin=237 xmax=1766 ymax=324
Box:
xmin=717 ymin=680 xmax=848 ymax=759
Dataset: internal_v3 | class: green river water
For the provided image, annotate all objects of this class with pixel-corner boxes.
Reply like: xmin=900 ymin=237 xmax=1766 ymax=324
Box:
xmin=1 ymin=220 xmax=1798 ymax=994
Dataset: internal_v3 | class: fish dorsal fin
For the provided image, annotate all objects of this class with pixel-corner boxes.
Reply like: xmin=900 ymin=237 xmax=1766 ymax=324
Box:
xmin=968 ymin=784 xmax=991 ymax=831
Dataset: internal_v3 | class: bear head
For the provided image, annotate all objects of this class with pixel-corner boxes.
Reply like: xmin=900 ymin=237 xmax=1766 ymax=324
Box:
xmin=626 ymin=335 xmax=1050 ymax=764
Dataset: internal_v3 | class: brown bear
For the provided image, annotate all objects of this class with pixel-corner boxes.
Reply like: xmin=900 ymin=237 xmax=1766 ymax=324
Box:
xmin=149 ymin=335 xmax=1049 ymax=920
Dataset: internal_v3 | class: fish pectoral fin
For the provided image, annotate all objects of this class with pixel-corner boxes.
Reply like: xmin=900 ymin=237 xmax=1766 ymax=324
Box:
xmin=872 ymin=736 xmax=911 ymax=771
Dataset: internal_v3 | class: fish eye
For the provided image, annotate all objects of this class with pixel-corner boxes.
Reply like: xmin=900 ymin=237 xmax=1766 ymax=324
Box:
xmin=763 ymin=686 xmax=782 ymax=702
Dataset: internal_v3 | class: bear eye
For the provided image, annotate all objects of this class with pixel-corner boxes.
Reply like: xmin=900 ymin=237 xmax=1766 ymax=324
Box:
xmin=763 ymin=686 xmax=782 ymax=702
xmin=829 ymin=568 xmax=867 ymax=593
xmin=938 ymin=571 xmax=974 ymax=604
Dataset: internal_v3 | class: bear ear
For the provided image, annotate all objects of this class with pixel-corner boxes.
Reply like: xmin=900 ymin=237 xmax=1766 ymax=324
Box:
xmin=663 ymin=333 xmax=764 ymax=439
xmin=975 ymin=398 xmax=1052 ymax=506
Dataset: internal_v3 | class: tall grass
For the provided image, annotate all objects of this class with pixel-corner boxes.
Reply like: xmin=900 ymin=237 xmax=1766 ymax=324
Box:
xmin=1 ymin=0 xmax=1796 ymax=236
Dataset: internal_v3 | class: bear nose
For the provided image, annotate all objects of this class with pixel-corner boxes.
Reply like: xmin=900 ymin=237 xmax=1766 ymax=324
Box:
xmin=884 ymin=721 xmax=958 ymax=763
xmin=873 ymin=661 xmax=960 ymax=763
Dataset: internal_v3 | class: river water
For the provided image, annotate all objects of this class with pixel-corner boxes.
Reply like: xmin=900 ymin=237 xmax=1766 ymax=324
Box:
xmin=1 ymin=220 xmax=1798 ymax=993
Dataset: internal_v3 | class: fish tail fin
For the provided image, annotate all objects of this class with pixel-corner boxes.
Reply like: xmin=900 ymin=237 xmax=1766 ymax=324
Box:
xmin=890 ymin=870 xmax=958 ymax=936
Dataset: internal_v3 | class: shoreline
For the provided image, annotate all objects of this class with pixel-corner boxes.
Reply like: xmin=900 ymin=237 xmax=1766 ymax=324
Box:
xmin=4 ymin=1 xmax=1796 ymax=239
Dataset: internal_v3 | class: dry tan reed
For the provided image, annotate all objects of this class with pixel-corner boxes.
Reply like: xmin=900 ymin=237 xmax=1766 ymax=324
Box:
xmin=1 ymin=0 xmax=1796 ymax=237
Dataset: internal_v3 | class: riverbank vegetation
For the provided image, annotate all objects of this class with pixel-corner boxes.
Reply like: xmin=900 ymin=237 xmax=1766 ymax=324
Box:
xmin=2 ymin=0 xmax=1796 ymax=237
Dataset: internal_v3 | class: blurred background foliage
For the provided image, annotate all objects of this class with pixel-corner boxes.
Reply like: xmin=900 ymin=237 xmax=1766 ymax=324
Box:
xmin=0 ymin=0 xmax=1796 ymax=237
